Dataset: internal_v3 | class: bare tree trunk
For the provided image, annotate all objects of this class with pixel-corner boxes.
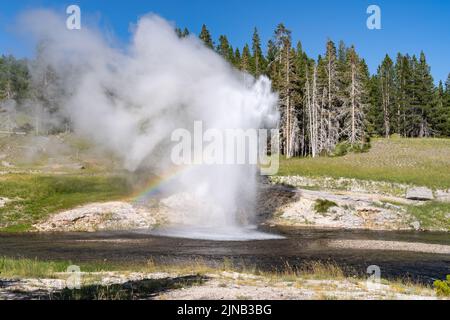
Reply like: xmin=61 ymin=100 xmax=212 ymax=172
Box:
xmin=285 ymin=49 xmax=291 ymax=158
xmin=312 ymin=67 xmax=319 ymax=157
xmin=381 ymin=76 xmax=391 ymax=138
xmin=351 ymin=64 xmax=356 ymax=144
xmin=305 ymin=71 xmax=314 ymax=157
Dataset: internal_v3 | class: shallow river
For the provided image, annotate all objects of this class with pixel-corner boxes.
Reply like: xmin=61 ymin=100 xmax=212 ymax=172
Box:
xmin=0 ymin=227 xmax=449 ymax=284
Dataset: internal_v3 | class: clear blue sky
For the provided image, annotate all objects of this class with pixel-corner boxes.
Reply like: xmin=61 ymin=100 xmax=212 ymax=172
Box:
xmin=1 ymin=0 xmax=449 ymax=83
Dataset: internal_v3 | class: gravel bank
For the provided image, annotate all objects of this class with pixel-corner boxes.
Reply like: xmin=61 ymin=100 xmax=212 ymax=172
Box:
xmin=327 ymin=240 xmax=450 ymax=255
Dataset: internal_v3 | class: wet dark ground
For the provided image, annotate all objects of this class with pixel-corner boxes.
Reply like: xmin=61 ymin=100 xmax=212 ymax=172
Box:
xmin=0 ymin=227 xmax=449 ymax=284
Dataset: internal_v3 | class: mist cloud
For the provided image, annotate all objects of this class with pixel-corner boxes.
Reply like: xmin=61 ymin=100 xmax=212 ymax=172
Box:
xmin=20 ymin=10 xmax=279 ymax=228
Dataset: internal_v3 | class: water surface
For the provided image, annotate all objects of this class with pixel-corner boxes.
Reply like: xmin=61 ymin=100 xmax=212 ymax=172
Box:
xmin=0 ymin=227 xmax=448 ymax=284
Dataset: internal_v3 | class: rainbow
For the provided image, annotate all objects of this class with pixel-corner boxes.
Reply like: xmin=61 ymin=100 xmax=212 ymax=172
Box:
xmin=130 ymin=164 xmax=191 ymax=202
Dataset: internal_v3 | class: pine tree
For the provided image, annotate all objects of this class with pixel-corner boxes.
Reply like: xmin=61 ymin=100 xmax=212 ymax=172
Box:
xmin=445 ymin=73 xmax=450 ymax=111
xmin=266 ymin=40 xmax=277 ymax=66
xmin=337 ymin=41 xmax=347 ymax=68
xmin=0 ymin=56 xmax=14 ymax=101
xmin=377 ymin=55 xmax=395 ymax=138
xmin=295 ymin=41 xmax=310 ymax=155
xmin=240 ymin=44 xmax=252 ymax=73
xmin=0 ymin=55 xmax=30 ymax=102
xmin=233 ymin=48 xmax=241 ymax=69
xmin=175 ymin=27 xmax=190 ymax=38
xmin=393 ymin=54 xmax=413 ymax=136
xmin=337 ymin=40 xmax=348 ymax=88
xmin=199 ymin=24 xmax=214 ymax=49
xmin=408 ymin=52 xmax=435 ymax=137
xmin=366 ymin=74 xmax=382 ymax=136
xmin=251 ymin=28 xmax=265 ymax=77
xmin=443 ymin=73 xmax=450 ymax=136
xmin=430 ymin=81 xmax=448 ymax=136
xmin=323 ymin=40 xmax=340 ymax=151
xmin=266 ymin=39 xmax=279 ymax=88
xmin=217 ymin=35 xmax=234 ymax=63
xmin=446 ymin=74 xmax=450 ymax=94
xmin=430 ymin=76 xmax=450 ymax=137
xmin=271 ymin=24 xmax=300 ymax=157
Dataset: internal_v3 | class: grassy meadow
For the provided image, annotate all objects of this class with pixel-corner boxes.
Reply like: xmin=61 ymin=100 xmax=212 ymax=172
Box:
xmin=0 ymin=174 xmax=132 ymax=232
xmin=278 ymin=137 xmax=450 ymax=189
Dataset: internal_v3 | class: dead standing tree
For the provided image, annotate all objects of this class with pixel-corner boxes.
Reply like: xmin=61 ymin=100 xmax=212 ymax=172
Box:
xmin=340 ymin=47 xmax=367 ymax=144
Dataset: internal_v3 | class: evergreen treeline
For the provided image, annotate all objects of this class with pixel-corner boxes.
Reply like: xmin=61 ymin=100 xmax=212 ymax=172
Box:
xmin=1 ymin=24 xmax=450 ymax=158
xmin=192 ymin=24 xmax=450 ymax=157
xmin=0 ymin=55 xmax=29 ymax=102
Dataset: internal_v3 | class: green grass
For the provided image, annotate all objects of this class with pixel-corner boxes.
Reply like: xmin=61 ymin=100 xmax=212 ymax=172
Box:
xmin=406 ymin=202 xmax=450 ymax=231
xmin=0 ymin=256 xmax=222 ymax=279
xmin=278 ymin=137 xmax=450 ymax=189
xmin=314 ymin=199 xmax=338 ymax=213
xmin=434 ymin=275 xmax=450 ymax=297
xmin=0 ymin=256 xmax=70 ymax=278
xmin=0 ymin=174 xmax=132 ymax=231
xmin=0 ymin=256 xmax=141 ymax=279
xmin=0 ymin=256 xmax=348 ymax=281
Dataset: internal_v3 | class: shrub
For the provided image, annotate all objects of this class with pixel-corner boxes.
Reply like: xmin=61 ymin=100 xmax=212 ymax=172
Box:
xmin=332 ymin=139 xmax=371 ymax=157
xmin=333 ymin=142 xmax=351 ymax=157
xmin=434 ymin=275 xmax=450 ymax=297
xmin=314 ymin=199 xmax=338 ymax=213
xmin=350 ymin=141 xmax=371 ymax=153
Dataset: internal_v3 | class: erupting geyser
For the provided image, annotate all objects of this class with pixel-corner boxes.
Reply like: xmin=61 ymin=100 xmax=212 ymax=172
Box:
xmin=21 ymin=11 xmax=281 ymax=240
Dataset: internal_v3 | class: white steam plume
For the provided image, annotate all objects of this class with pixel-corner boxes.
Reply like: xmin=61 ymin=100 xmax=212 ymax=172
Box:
xmin=20 ymin=10 xmax=279 ymax=233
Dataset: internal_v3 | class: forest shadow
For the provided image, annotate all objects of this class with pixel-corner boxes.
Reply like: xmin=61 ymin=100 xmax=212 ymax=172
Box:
xmin=0 ymin=279 xmax=52 ymax=300
xmin=51 ymin=274 xmax=208 ymax=300
xmin=1 ymin=275 xmax=208 ymax=300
